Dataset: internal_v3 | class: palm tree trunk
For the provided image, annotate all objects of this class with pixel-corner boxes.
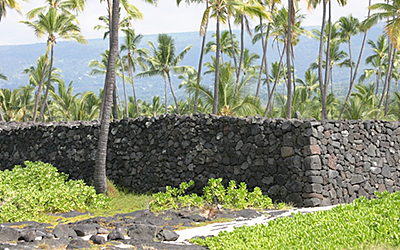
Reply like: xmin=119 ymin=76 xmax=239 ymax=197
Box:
xmin=195 ymin=2 xmax=209 ymax=114
xmin=112 ymin=82 xmax=118 ymax=119
xmin=39 ymin=43 xmax=55 ymax=122
xmin=128 ymin=64 xmax=140 ymax=117
xmin=33 ymin=47 xmax=49 ymax=122
xmin=384 ymin=47 xmax=396 ymax=116
xmin=377 ymin=42 xmax=394 ymax=117
xmin=286 ymin=0 xmax=293 ymax=119
xmin=0 ymin=105 xmax=5 ymax=122
xmin=318 ymin=0 xmax=328 ymax=120
xmin=227 ymin=18 xmax=239 ymax=77
xmin=164 ymin=77 xmax=168 ymax=114
xmin=167 ymin=72 xmax=180 ymax=115
xmin=343 ymin=0 xmax=371 ymax=103
xmin=213 ymin=9 xmax=221 ymax=115
xmin=263 ymin=43 xmax=287 ymax=117
xmin=235 ymin=15 xmax=245 ymax=96
xmin=118 ymin=54 xmax=129 ymax=118
xmin=95 ymin=0 xmax=120 ymax=194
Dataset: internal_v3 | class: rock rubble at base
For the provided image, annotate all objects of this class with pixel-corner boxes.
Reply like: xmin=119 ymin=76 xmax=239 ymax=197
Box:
xmin=0 ymin=208 xmax=250 ymax=250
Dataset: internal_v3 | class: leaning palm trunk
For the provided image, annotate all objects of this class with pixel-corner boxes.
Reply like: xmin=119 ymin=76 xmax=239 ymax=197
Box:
xmin=263 ymin=43 xmax=287 ymax=117
xmin=39 ymin=43 xmax=55 ymax=122
xmin=0 ymin=105 xmax=5 ymax=122
xmin=227 ymin=17 xmax=239 ymax=78
xmin=195 ymin=2 xmax=209 ymax=114
xmin=118 ymin=54 xmax=129 ymax=118
xmin=128 ymin=65 xmax=139 ymax=117
xmin=167 ymin=72 xmax=180 ymax=115
xmin=164 ymin=77 xmax=168 ymax=114
xmin=236 ymin=15 xmax=245 ymax=96
xmin=95 ymin=0 xmax=120 ymax=194
xmin=377 ymin=43 xmax=394 ymax=118
xmin=318 ymin=0 xmax=328 ymax=120
xmin=339 ymin=0 xmax=371 ymax=119
xmin=384 ymin=48 xmax=396 ymax=116
xmin=256 ymin=22 xmax=272 ymax=99
xmin=33 ymin=49 xmax=49 ymax=122
xmin=286 ymin=0 xmax=293 ymax=119
xmin=213 ymin=10 xmax=221 ymax=115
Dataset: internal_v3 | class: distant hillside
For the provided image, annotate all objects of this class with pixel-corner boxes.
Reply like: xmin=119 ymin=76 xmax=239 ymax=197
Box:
xmin=0 ymin=24 xmax=384 ymax=102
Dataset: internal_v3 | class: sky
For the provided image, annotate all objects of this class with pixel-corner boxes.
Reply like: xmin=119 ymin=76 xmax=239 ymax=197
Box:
xmin=0 ymin=0 xmax=380 ymax=46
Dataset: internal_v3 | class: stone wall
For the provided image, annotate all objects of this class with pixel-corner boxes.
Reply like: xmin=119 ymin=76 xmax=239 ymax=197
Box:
xmin=0 ymin=114 xmax=399 ymax=207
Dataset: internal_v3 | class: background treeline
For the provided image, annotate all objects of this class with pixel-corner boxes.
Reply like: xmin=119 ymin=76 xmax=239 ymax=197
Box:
xmin=1 ymin=0 xmax=400 ymax=122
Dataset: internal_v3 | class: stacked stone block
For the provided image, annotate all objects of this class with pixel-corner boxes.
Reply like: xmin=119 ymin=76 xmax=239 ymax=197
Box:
xmin=0 ymin=115 xmax=399 ymax=207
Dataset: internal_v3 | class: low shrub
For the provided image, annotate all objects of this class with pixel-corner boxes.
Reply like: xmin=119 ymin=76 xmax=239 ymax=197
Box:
xmin=193 ymin=191 xmax=400 ymax=250
xmin=0 ymin=161 xmax=111 ymax=223
xmin=150 ymin=178 xmax=273 ymax=212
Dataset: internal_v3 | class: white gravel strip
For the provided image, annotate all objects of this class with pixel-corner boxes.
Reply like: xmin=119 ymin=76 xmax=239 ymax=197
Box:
xmin=175 ymin=205 xmax=338 ymax=242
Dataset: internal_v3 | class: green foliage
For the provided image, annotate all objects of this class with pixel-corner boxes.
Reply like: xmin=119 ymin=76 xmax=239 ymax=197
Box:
xmin=0 ymin=161 xmax=111 ymax=223
xmin=150 ymin=178 xmax=273 ymax=212
xmin=193 ymin=191 xmax=400 ymax=250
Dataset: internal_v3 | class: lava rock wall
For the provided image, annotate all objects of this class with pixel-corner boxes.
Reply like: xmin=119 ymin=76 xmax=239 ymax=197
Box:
xmin=0 ymin=114 xmax=399 ymax=207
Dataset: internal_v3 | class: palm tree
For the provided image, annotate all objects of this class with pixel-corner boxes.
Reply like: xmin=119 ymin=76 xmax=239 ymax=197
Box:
xmin=198 ymin=60 xmax=262 ymax=116
xmin=308 ymin=0 xmax=347 ymax=120
xmin=137 ymin=34 xmax=192 ymax=115
xmin=178 ymin=66 xmax=199 ymax=114
xmin=205 ymin=30 xmax=239 ymax=63
xmin=25 ymin=0 xmax=86 ymax=20
xmin=89 ymin=49 xmax=124 ymax=118
xmin=95 ymin=0 xmax=120 ymax=194
xmin=177 ymin=0 xmax=208 ymax=114
xmin=342 ymin=0 xmax=372 ymax=107
xmin=49 ymin=80 xmax=79 ymax=120
xmin=364 ymin=0 xmax=400 ymax=50
xmin=0 ymin=0 xmax=23 ymax=22
xmin=340 ymin=83 xmax=379 ymax=120
xmin=120 ymin=28 xmax=148 ymax=118
xmin=337 ymin=15 xmax=360 ymax=89
xmin=22 ymin=7 xmax=87 ymax=122
xmin=359 ymin=35 xmax=388 ymax=94
xmin=296 ymin=69 xmax=319 ymax=98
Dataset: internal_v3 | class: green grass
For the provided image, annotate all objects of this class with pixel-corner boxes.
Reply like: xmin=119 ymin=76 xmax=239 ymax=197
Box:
xmin=0 ymin=161 xmax=153 ymax=224
xmin=192 ymin=191 xmax=400 ymax=250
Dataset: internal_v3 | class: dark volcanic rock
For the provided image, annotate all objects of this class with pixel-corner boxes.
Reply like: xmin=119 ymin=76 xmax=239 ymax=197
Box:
xmin=127 ymin=224 xmax=163 ymax=242
xmin=0 ymin=226 xmax=19 ymax=242
xmin=66 ymin=238 xmax=92 ymax=249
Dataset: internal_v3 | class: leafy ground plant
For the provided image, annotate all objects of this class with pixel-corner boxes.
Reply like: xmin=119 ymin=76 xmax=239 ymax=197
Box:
xmin=150 ymin=178 xmax=273 ymax=212
xmin=192 ymin=191 xmax=400 ymax=250
xmin=0 ymin=161 xmax=111 ymax=223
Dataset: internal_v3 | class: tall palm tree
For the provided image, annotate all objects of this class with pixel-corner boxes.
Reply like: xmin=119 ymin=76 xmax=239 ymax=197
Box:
xmin=202 ymin=0 xmax=225 ymax=114
xmin=0 ymin=0 xmax=23 ymax=22
xmin=137 ymin=34 xmax=192 ymax=115
xmin=364 ymin=0 xmax=400 ymax=50
xmin=308 ymin=0 xmax=347 ymax=120
xmin=342 ymin=0 xmax=371 ymax=107
xmin=205 ymin=30 xmax=239 ymax=63
xmin=22 ymin=7 xmax=87 ymax=122
xmin=120 ymin=28 xmax=148 ymax=118
xmin=49 ymin=80 xmax=79 ymax=121
xmin=359 ymin=35 xmax=388 ymax=94
xmin=199 ymin=60 xmax=262 ymax=116
xmin=337 ymin=15 xmax=360 ymax=91
xmin=89 ymin=49 xmax=124 ymax=118
xmin=25 ymin=0 xmax=86 ymax=20
xmin=95 ymin=0 xmax=120 ymax=194
xmin=177 ymin=0 xmax=208 ymax=114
